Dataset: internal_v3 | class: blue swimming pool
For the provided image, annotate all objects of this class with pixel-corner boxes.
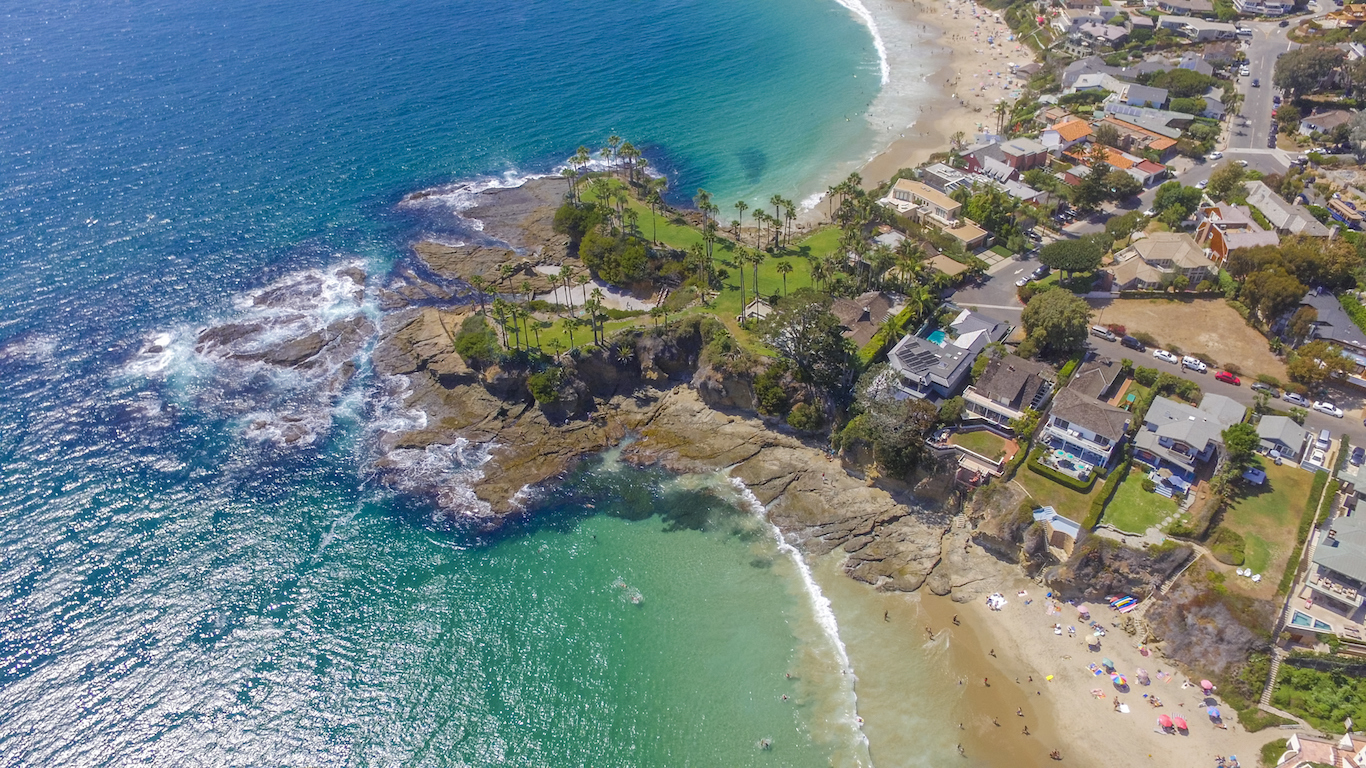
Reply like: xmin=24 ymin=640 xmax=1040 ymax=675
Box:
xmin=1290 ymin=610 xmax=1333 ymax=632
xmin=927 ymin=330 xmax=948 ymax=346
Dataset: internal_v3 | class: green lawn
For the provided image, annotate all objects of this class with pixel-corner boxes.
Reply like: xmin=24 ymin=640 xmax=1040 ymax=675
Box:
xmin=949 ymin=430 xmax=1013 ymax=461
xmin=1219 ymin=461 xmax=1317 ymax=591
xmin=1104 ymin=468 xmax=1180 ymax=534
xmin=1015 ymin=466 xmax=1105 ymax=523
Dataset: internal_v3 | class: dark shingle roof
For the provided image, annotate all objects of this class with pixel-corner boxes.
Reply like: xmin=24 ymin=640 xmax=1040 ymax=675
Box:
xmin=1068 ymin=358 xmax=1122 ymax=401
xmin=1049 ymin=387 xmax=1131 ymax=443
xmin=974 ymin=354 xmax=1055 ymax=409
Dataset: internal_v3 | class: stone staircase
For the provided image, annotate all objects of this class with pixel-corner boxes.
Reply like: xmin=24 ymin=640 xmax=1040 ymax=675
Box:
xmin=1260 ymin=651 xmax=1284 ymax=707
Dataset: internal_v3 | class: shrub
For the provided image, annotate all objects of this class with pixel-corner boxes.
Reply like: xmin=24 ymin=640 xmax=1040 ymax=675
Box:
xmin=1224 ymin=362 xmax=1242 ymax=376
xmin=1058 ymin=356 xmax=1082 ymax=383
xmin=752 ymin=361 xmax=792 ymax=416
xmin=939 ymin=396 xmax=966 ymax=424
xmin=1208 ymin=526 xmax=1247 ymax=566
xmin=1134 ymin=366 xmax=1159 ymax=386
xmin=1141 ymin=477 xmax=1157 ymax=493
xmin=1278 ymin=469 xmax=1330 ymax=595
xmin=786 ymin=402 xmax=824 ymax=432
xmin=526 ymin=367 xmax=563 ymax=404
xmin=1131 ymin=330 xmax=1158 ymax=348
xmin=1255 ymin=373 xmax=1283 ymax=388
xmin=1168 ymin=344 xmax=1184 ymax=356
xmin=453 ymin=314 xmax=504 ymax=368
xmin=1261 ymin=738 xmax=1289 ymax=767
xmin=1105 ymin=323 xmax=1127 ymax=335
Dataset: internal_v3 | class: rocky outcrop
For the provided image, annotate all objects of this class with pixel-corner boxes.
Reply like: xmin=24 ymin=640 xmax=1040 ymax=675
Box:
xmin=1046 ymin=536 xmax=1193 ymax=602
xmin=1145 ymin=563 xmax=1274 ymax=674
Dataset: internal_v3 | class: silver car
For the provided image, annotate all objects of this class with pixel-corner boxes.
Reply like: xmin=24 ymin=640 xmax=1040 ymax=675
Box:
xmin=1283 ymin=392 xmax=1310 ymax=407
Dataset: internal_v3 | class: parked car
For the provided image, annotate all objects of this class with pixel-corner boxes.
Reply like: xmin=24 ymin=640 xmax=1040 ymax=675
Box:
xmin=1031 ymin=265 xmax=1050 ymax=280
xmin=1196 ymin=179 xmax=1209 ymax=189
xmin=1239 ymin=66 xmax=1251 ymax=76
xmin=1207 ymin=151 xmax=1223 ymax=161
xmin=1143 ymin=207 xmax=1155 ymax=217
xmin=1215 ymin=371 xmax=1241 ymax=385
xmin=1273 ymin=94 xmax=1282 ymax=105
xmin=1153 ymin=349 xmax=1180 ymax=364
xmin=1313 ymin=400 xmax=1345 ymax=418
xmin=1090 ymin=325 xmax=1118 ymax=342
xmin=1237 ymin=160 xmax=1249 ymax=167
xmin=1251 ymin=382 xmax=1278 ymax=396
xmin=1121 ymin=335 xmax=1146 ymax=352
xmin=1181 ymin=355 xmax=1208 ymax=373
xmin=1015 ymin=275 xmax=1033 ymax=287
xmin=1352 ymin=446 xmax=1365 ymax=466
xmin=1283 ymin=391 xmax=1310 ymax=407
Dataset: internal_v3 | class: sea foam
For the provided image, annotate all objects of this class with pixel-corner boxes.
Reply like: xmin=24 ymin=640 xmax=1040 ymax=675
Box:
xmin=829 ymin=0 xmax=890 ymax=86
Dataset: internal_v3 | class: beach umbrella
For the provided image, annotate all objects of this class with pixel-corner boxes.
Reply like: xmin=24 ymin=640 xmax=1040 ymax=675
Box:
xmin=1102 ymin=657 xmax=1115 ymax=669
xmin=1207 ymin=707 xmax=1221 ymax=719
xmin=1157 ymin=714 xmax=1173 ymax=728
xmin=1200 ymin=679 xmax=1213 ymax=691
xmin=1173 ymin=716 xmax=1188 ymax=730
xmin=1136 ymin=668 xmax=1150 ymax=684
xmin=1112 ymin=674 xmax=1126 ymax=686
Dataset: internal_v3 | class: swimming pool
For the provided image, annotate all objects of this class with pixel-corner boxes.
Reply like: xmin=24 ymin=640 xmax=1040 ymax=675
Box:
xmin=927 ymin=330 xmax=948 ymax=346
xmin=1290 ymin=610 xmax=1333 ymax=632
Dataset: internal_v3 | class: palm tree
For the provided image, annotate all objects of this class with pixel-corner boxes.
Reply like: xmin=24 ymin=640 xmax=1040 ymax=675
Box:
xmin=649 ymin=305 xmax=665 ymax=327
xmin=548 ymin=337 xmax=564 ymax=362
xmin=576 ymin=273 xmax=591 ymax=308
xmin=608 ymin=134 xmax=622 ymax=172
xmin=776 ymin=260 xmax=793 ymax=297
xmin=784 ymin=200 xmax=797 ymax=248
xmin=734 ymin=200 xmax=748 ymax=240
xmin=491 ymin=298 xmax=510 ymax=347
xmin=810 ymin=257 xmax=829 ymax=291
xmin=499 ymin=263 xmax=516 ymax=289
xmin=645 ymin=189 xmax=663 ymax=243
xmin=749 ymin=249 xmax=764 ymax=299
xmin=561 ymin=167 xmax=578 ymax=203
xmin=619 ymin=141 xmax=639 ymax=183
xmin=769 ymin=195 xmax=783 ymax=249
xmin=736 ymin=247 xmax=748 ymax=317
xmin=564 ymin=317 xmax=578 ymax=352
xmin=520 ymin=279 xmax=534 ymax=303
xmin=469 ymin=274 xmax=488 ymax=313
xmin=548 ymin=274 xmax=560 ymax=307
xmin=559 ymin=265 xmax=576 ymax=314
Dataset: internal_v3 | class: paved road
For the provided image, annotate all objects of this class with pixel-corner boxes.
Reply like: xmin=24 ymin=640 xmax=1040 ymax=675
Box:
xmin=1229 ymin=22 xmax=1297 ymax=151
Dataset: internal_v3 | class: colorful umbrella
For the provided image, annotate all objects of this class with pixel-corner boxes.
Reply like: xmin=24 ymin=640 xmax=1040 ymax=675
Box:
xmin=1173 ymin=715 xmax=1188 ymax=730
xmin=1207 ymin=707 xmax=1221 ymax=719
xmin=1200 ymin=679 xmax=1213 ymax=691
xmin=1157 ymin=714 xmax=1173 ymax=728
xmin=1112 ymin=674 xmax=1126 ymax=686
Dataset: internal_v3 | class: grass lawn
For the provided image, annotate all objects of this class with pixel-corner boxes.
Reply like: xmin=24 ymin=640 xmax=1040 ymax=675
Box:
xmin=1104 ymin=468 xmax=1181 ymax=534
xmin=1015 ymin=466 xmax=1105 ymax=523
xmin=1218 ymin=461 xmax=1317 ymax=595
xmin=949 ymin=430 xmax=1015 ymax=461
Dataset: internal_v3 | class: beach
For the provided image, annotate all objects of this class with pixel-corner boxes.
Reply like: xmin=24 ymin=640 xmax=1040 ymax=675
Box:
xmin=857 ymin=0 xmax=1039 ymax=187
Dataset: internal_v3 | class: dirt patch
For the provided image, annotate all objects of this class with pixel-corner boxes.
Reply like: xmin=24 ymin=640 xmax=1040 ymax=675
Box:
xmin=1090 ymin=297 xmax=1287 ymax=381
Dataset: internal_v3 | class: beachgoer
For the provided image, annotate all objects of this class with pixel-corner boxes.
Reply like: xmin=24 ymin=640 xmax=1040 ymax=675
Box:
xmin=992 ymin=718 xmax=999 ymax=727
xmin=1023 ymin=726 xmax=1030 ymax=735
xmin=1028 ymin=676 xmax=1033 ymax=682
xmin=984 ymin=678 xmax=990 ymax=687
xmin=952 ymin=614 xmax=960 ymax=625
xmin=1016 ymin=708 xmax=1023 ymax=716
xmin=989 ymin=649 xmax=996 ymax=657
xmin=884 ymin=611 xmax=889 ymax=622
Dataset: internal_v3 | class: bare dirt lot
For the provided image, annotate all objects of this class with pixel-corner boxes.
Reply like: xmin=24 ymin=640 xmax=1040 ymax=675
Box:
xmin=1089 ymin=297 xmax=1288 ymax=381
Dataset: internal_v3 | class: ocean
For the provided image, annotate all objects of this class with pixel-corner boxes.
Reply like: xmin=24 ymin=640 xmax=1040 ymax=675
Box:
xmin=0 ymin=0 xmax=945 ymax=764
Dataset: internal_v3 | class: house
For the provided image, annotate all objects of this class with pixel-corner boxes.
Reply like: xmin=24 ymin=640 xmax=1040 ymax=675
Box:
xmin=1158 ymin=16 xmax=1238 ymax=40
xmin=1133 ymin=394 xmax=1246 ymax=482
xmin=1273 ymin=732 xmax=1366 ymax=768
xmin=1202 ymin=42 xmax=1240 ymax=65
xmin=1102 ymin=102 xmax=1194 ymax=136
xmin=922 ymin=162 xmax=969 ymax=193
xmin=1041 ymin=387 xmax=1132 ymax=469
xmin=979 ymin=156 xmax=1018 ymax=183
xmin=1094 ymin=115 xmax=1180 ymax=160
xmin=1306 ymin=512 xmax=1366 ymax=611
xmin=1077 ymin=20 xmax=1129 ymax=45
xmin=1013 ymin=62 xmax=1042 ymax=80
xmin=926 ymin=253 xmax=970 ymax=279
xmin=962 ymin=140 xmax=1008 ymax=173
xmin=1043 ymin=119 xmax=1093 ymax=154
xmin=1245 ymin=181 xmax=1334 ymax=237
xmin=882 ymin=179 xmax=991 ymax=250
xmin=1177 ymin=53 xmax=1217 ymax=77
xmin=1000 ymin=137 xmax=1050 ymax=171
xmin=1299 ymin=290 xmax=1366 ymax=359
xmin=1150 ymin=0 xmax=1215 ymax=15
xmin=1001 ymin=179 xmax=1048 ymax=204
xmin=886 ymin=308 xmax=1010 ymax=400
xmin=963 ymin=353 xmax=1056 ymax=427
xmin=1061 ymin=56 xmax=1123 ymax=89
xmin=1032 ymin=505 xmax=1082 ymax=554
xmin=1299 ymin=109 xmax=1355 ymax=136
xmin=1200 ymin=87 xmax=1227 ymax=120
xmin=1325 ymin=3 xmax=1366 ymax=28
xmin=1130 ymin=159 xmax=1169 ymax=187
xmin=1194 ymin=204 xmax=1280 ymax=266
xmin=1232 ymin=0 xmax=1289 ymax=14
xmin=1256 ymin=415 xmax=1308 ymax=461
xmin=1070 ymin=357 xmax=1125 ymax=401
xmin=1108 ymin=232 xmax=1218 ymax=290
xmin=831 ymin=291 xmax=900 ymax=348
xmin=1123 ymin=83 xmax=1169 ymax=108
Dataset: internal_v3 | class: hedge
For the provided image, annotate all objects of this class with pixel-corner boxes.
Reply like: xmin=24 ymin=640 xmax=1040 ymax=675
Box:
xmin=1343 ymin=294 xmax=1366 ymax=337
xmin=1058 ymin=355 xmax=1082 ymax=384
xmin=1279 ymin=469 xmax=1331 ymax=595
xmin=1026 ymin=446 xmax=1098 ymax=493
xmin=1001 ymin=438 xmax=1033 ymax=482
xmin=856 ymin=304 xmax=923 ymax=367
xmin=1116 ymin=290 xmax=1223 ymax=299
xmin=1084 ymin=447 xmax=1132 ymax=529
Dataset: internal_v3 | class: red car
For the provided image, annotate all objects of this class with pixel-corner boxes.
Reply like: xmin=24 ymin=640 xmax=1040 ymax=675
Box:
xmin=1215 ymin=371 xmax=1241 ymax=385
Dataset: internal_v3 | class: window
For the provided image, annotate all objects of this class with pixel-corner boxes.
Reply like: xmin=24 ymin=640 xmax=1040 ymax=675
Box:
xmin=1053 ymin=418 xmax=1070 ymax=430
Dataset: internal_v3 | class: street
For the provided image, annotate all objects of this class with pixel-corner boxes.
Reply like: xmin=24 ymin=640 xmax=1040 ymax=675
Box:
xmin=1228 ymin=22 xmax=1297 ymax=151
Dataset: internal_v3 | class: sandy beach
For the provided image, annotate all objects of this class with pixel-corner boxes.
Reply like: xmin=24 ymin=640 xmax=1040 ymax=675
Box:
xmin=858 ymin=0 xmax=1039 ymax=187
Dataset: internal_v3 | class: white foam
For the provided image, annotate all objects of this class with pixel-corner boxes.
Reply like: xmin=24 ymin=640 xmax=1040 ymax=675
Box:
xmin=728 ymin=476 xmax=870 ymax=757
xmin=380 ymin=439 xmax=496 ymax=523
xmin=830 ymin=0 xmax=890 ymax=86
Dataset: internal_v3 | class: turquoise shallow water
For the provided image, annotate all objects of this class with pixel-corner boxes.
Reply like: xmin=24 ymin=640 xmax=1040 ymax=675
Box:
xmin=0 ymin=0 xmax=889 ymax=763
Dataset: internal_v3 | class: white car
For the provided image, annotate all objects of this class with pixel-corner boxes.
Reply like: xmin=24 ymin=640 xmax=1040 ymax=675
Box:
xmin=1197 ymin=179 xmax=1209 ymax=189
xmin=1240 ymin=66 xmax=1251 ymax=76
xmin=1313 ymin=401 xmax=1345 ymax=418
xmin=1237 ymin=159 xmax=1249 ymax=167
xmin=1207 ymin=151 xmax=1223 ymax=161
xmin=1153 ymin=349 xmax=1180 ymax=364
xmin=1181 ymin=355 xmax=1207 ymax=373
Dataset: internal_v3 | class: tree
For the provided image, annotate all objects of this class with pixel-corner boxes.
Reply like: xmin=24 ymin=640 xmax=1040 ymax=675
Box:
xmin=1103 ymin=169 xmax=1143 ymax=202
xmin=1274 ymin=45 xmax=1346 ymax=97
xmin=1221 ymin=422 xmax=1260 ymax=474
xmin=776 ymin=260 xmax=794 ymax=296
xmin=1038 ymin=239 xmax=1104 ymax=277
xmin=1093 ymin=123 xmax=1121 ymax=148
xmin=1105 ymin=210 xmax=1145 ymax=242
xmin=1152 ymin=180 xmax=1202 ymax=223
xmin=1241 ymin=266 xmax=1306 ymax=324
xmin=758 ymin=289 xmax=853 ymax=395
xmin=1205 ymin=162 xmax=1247 ymax=202
xmin=1287 ymin=306 xmax=1318 ymax=345
xmin=1072 ymin=142 xmax=1112 ymax=213
xmin=1021 ymin=288 xmax=1093 ymax=356
xmin=1288 ymin=339 xmax=1353 ymax=386
xmin=845 ymin=374 xmax=940 ymax=475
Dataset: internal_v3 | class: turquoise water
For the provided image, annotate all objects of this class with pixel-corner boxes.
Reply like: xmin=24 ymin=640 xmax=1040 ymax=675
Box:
xmin=927 ymin=330 xmax=949 ymax=346
xmin=0 ymin=0 xmax=896 ymax=762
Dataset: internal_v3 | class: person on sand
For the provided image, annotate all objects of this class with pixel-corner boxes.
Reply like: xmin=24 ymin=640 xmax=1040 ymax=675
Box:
xmin=984 ymin=678 xmax=990 ymax=687
xmin=1016 ymin=708 xmax=1023 ymax=716
xmin=952 ymin=614 xmax=960 ymax=625
xmin=992 ymin=718 xmax=999 ymax=727
xmin=884 ymin=611 xmax=889 ymax=622
xmin=989 ymin=649 xmax=996 ymax=657
xmin=1023 ymin=726 xmax=1030 ymax=736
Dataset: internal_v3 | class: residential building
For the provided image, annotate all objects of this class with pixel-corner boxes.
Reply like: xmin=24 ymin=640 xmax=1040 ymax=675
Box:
xmin=1157 ymin=15 xmax=1238 ymax=40
xmin=1232 ymin=0 xmax=1289 ymax=14
xmin=925 ymin=253 xmax=970 ymax=280
xmin=1273 ymin=732 xmax=1366 ymax=768
xmin=1177 ymin=52 xmax=1216 ymax=77
xmin=1060 ymin=56 xmax=1123 ymax=89
xmin=1000 ymin=137 xmax=1050 ymax=171
xmin=1306 ymin=512 xmax=1366 ymax=611
xmin=1069 ymin=357 xmax=1125 ymax=401
xmin=962 ymin=140 xmax=1008 ymax=173
xmin=1102 ymin=102 xmax=1194 ymax=136
xmin=921 ymin=162 xmax=969 ymax=193
xmin=1324 ymin=3 xmax=1366 ymax=28
xmin=1245 ymin=181 xmax=1333 ymax=237
xmin=1094 ymin=115 xmax=1180 ymax=160
xmin=1194 ymin=204 xmax=1280 ymax=266
xmin=1299 ymin=109 xmax=1355 ymax=136
xmin=979 ymin=156 xmax=1018 ymax=183
xmin=886 ymin=309 xmax=1010 ymax=400
xmin=831 ymin=291 xmax=900 ymax=349
xmin=1200 ymin=87 xmax=1226 ymax=120
xmin=1299 ymin=290 xmax=1366 ymax=359
xmin=1077 ymin=20 xmax=1129 ymax=45
xmin=1256 ymin=415 xmax=1308 ymax=461
xmin=1108 ymin=232 xmax=1218 ymax=290
xmin=1122 ymin=83 xmax=1169 ymax=108
xmin=1133 ymin=394 xmax=1246 ymax=482
xmin=1149 ymin=0 xmax=1215 ymax=14
xmin=881 ymin=179 xmax=991 ymax=250
xmin=1041 ymin=387 xmax=1132 ymax=469
xmin=1042 ymin=118 xmax=1093 ymax=155
xmin=963 ymin=353 xmax=1056 ymax=427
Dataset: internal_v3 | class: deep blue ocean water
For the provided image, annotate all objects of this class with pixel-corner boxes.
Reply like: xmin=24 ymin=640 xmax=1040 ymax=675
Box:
xmin=0 ymin=0 xmax=888 ymax=764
